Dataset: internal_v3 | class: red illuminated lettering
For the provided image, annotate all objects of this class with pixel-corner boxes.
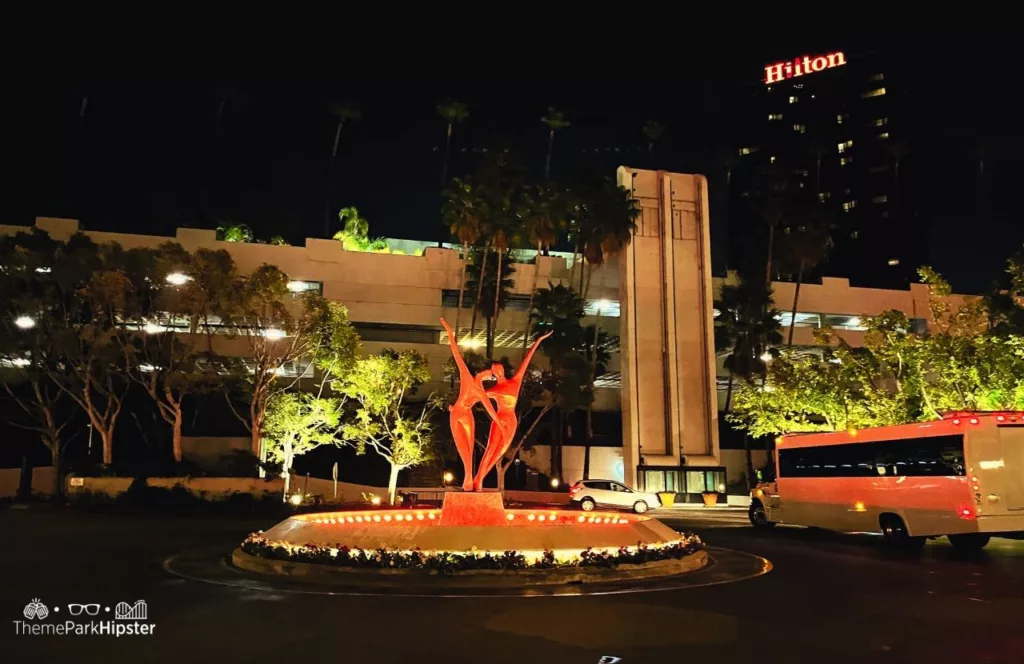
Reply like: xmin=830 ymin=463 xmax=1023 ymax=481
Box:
xmin=763 ymin=51 xmax=846 ymax=84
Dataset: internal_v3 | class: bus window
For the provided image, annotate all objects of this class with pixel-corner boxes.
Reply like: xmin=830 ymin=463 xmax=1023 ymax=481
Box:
xmin=779 ymin=434 xmax=965 ymax=478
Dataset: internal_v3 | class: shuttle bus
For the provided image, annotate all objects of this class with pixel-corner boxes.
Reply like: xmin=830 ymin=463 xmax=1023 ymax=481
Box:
xmin=748 ymin=412 xmax=1024 ymax=550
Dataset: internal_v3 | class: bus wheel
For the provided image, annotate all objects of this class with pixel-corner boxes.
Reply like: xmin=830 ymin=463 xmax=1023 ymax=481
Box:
xmin=948 ymin=534 xmax=990 ymax=552
xmin=749 ymin=501 xmax=775 ymax=529
xmin=880 ymin=515 xmax=924 ymax=549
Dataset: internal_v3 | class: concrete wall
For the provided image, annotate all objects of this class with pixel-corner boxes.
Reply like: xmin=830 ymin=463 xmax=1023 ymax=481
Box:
xmin=720 ymin=449 xmax=771 ymax=487
xmin=618 ymin=168 xmax=719 ymax=485
xmin=0 ymin=218 xmax=621 ymax=413
xmin=519 ymin=445 xmax=625 ymax=485
xmin=0 ymin=467 xmax=56 ymax=498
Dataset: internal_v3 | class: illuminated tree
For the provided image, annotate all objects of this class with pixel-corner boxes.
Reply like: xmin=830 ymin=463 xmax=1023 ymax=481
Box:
xmin=337 ymin=349 xmax=439 ymax=504
xmin=263 ymin=392 xmax=341 ymax=499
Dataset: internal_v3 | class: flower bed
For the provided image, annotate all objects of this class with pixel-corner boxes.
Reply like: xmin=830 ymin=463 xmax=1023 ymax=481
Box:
xmin=240 ymin=532 xmax=704 ymax=575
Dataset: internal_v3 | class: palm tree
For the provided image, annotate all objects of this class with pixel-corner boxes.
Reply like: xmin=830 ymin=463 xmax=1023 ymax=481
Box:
xmin=777 ymin=206 xmax=834 ymax=346
xmin=519 ymin=185 xmax=563 ymax=357
xmin=325 ymin=102 xmax=362 ymax=235
xmin=541 ymin=107 xmax=571 ymax=181
xmin=575 ymin=180 xmax=640 ymax=298
xmin=442 ymin=177 xmax=482 ymax=336
xmin=643 ymin=120 xmax=666 ymax=158
xmin=437 ymin=99 xmax=469 ymax=189
xmin=715 ymin=276 xmax=782 ymax=486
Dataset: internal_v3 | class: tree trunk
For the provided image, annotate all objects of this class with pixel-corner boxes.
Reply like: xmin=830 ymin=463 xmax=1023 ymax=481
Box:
xmin=387 ymin=464 xmax=401 ymax=505
xmin=765 ymin=224 xmax=775 ymax=284
xmin=469 ymin=246 xmax=489 ymax=339
xmin=172 ymin=408 xmax=184 ymax=464
xmin=454 ymin=243 xmax=468 ymax=334
xmin=282 ymin=441 xmax=293 ymax=502
xmin=724 ymin=371 xmax=735 ymax=413
xmin=545 ymin=129 xmax=555 ymax=181
xmin=325 ymin=119 xmax=345 ymax=236
xmin=522 ymin=242 xmax=542 ymax=358
xmin=441 ymin=122 xmax=453 ymax=188
xmin=584 ymin=308 xmax=602 ymax=480
xmin=496 ymin=461 xmax=506 ymax=494
xmin=51 ymin=443 xmax=62 ymax=501
xmin=101 ymin=428 xmax=113 ymax=466
xmin=787 ymin=260 xmax=805 ymax=346
xmin=18 ymin=453 xmax=32 ymax=500
xmin=744 ymin=435 xmax=756 ymax=489
xmin=489 ymin=247 xmax=501 ymax=352
xmin=485 ymin=315 xmax=494 ymax=359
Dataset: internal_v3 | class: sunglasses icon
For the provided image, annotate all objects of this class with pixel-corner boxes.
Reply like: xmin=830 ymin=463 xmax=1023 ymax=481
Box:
xmin=68 ymin=604 xmax=101 ymax=616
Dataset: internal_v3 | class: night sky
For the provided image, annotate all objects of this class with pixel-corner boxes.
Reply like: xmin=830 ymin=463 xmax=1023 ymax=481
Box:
xmin=3 ymin=11 xmax=1020 ymax=293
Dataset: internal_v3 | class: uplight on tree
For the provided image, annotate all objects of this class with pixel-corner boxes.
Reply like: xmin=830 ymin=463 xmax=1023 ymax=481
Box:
xmin=14 ymin=316 xmax=36 ymax=330
xmin=760 ymin=351 xmax=774 ymax=362
xmin=165 ymin=272 xmax=191 ymax=286
xmin=262 ymin=328 xmax=286 ymax=341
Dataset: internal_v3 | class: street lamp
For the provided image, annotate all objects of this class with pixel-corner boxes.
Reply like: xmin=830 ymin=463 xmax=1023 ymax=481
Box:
xmin=165 ymin=272 xmax=191 ymax=286
xmin=760 ymin=351 xmax=773 ymax=363
xmin=442 ymin=471 xmax=455 ymax=484
xmin=550 ymin=478 xmax=560 ymax=489
xmin=14 ymin=316 xmax=35 ymax=330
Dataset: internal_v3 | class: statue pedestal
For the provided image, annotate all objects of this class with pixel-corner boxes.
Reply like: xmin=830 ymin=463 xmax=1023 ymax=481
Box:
xmin=438 ymin=491 xmax=507 ymax=527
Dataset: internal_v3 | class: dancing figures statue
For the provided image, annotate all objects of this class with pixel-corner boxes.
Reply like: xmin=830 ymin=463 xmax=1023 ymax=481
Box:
xmin=473 ymin=331 xmax=552 ymax=490
xmin=441 ymin=318 xmax=501 ymax=490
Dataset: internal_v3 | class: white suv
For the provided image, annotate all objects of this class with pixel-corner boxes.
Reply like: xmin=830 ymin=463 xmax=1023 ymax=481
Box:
xmin=569 ymin=479 xmax=662 ymax=514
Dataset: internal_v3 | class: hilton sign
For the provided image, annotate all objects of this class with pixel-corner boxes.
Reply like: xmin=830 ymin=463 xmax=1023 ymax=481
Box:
xmin=764 ymin=51 xmax=846 ymax=84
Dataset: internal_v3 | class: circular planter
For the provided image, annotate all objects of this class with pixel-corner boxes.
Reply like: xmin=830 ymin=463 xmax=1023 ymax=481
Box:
xmin=231 ymin=547 xmax=708 ymax=588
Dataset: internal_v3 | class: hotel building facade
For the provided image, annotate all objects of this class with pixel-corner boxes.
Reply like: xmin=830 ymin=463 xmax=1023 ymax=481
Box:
xmin=1 ymin=167 xmax=963 ymax=499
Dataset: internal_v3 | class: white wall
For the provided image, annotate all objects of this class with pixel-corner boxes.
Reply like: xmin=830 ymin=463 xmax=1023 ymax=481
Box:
xmin=519 ymin=445 xmax=625 ymax=485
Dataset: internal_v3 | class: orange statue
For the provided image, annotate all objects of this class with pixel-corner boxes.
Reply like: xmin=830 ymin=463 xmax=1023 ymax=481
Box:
xmin=441 ymin=318 xmax=501 ymax=490
xmin=473 ymin=331 xmax=552 ymax=490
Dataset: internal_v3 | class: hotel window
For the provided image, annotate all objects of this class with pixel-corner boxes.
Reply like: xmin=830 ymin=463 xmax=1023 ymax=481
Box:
xmin=738 ymin=147 xmax=757 ymax=156
xmin=842 ymin=200 xmax=857 ymax=212
xmin=793 ymin=123 xmax=806 ymax=133
xmin=818 ymin=192 xmax=831 ymax=202
xmin=850 ymin=230 xmax=859 ymax=239
xmin=888 ymin=258 xmax=900 ymax=266
xmin=875 ymin=117 xmax=888 ymax=127
xmin=840 ymin=155 xmax=854 ymax=166
xmin=768 ymin=113 xmax=784 ymax=121
xmin=837 ymin=113 xmax=848 ymax=124
xmin=878 ymin=132 xmax=890 ymax=140
xmin=789 ymin=95 xmax=798 ymax=104
xmin=795 ymin=169 xmax=809 ymax=177
xmin=869 ymin=73 xmax=885 ymax=82
xmin=862 ymin=87 xmax=887 ymax=98
xmin=837 ymin=139 xmax=854 ymax=153
xmin=770 ymin=155 xmax=777 ymax=164
xmin=872 ymin=195 xmax=889 ymax=204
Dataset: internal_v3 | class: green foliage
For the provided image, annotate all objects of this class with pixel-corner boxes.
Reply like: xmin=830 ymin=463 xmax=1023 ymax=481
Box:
xmin=263 ymin=392 xmax=341 ymax=469
xmin=336 ymin=349 xmax=439 ymax=501
xmin=217 ymin=223 xmax=254 ymax=243
xmin=333 ymin=207 xmax=389 ymax=253
xmin=729 ymin=263 xmax=1024 ymax=437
